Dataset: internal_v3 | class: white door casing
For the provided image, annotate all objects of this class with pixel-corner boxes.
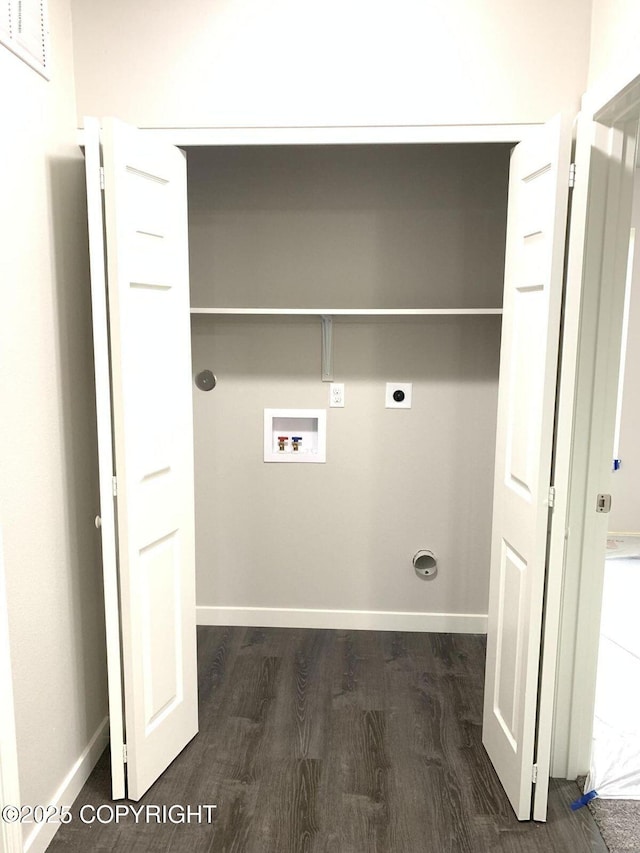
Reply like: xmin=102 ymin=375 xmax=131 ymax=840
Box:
xmin=97 ymin=118 xmax=198 ymax=800
xmin=84 ymin=116 xmax=126 ymax=800
xmin=559 ymin=114 xmax=640 ymax=779
xmin=86 ymin=112 xmax=570 ymax=809
xmin=482 ymin=115 xmax=572 ymax=820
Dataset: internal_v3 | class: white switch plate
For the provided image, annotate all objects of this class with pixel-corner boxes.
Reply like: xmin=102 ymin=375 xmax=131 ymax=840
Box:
xmin=385 ymin=382 xmax=412 ymax=408
xmin=329 ymin=382 xmax=345 ymax=407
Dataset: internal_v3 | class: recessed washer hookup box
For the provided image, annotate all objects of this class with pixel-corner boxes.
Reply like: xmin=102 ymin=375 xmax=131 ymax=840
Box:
xmin=263 ymin=408 xmax=327 ymax=463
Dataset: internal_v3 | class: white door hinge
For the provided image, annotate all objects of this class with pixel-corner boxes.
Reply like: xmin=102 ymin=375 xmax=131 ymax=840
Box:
xmin=568 ymin=163 xmax=576 ymax=189
xmin=532 ymin=763 xmax=538 ymax=783
xmin=548 ymin=486 xmax=556 ymax=509
xmin=123 ymin=743 xmax=127 ymax=763
xmin=112 ymin=476 xmax=118 ymax=497
xmin=99 ymin=166 xmax=105 ymax=190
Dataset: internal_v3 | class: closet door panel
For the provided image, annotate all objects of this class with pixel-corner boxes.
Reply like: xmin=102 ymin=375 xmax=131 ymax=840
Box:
xmin=101 ymin=118 xmax=197 ymax=801
xmin=482 ymin=115 xmax=571 ymax=821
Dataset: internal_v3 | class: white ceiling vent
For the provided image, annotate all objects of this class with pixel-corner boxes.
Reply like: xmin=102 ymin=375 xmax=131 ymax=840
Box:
xmin=1 ymin=0 xmax=50 ymax=79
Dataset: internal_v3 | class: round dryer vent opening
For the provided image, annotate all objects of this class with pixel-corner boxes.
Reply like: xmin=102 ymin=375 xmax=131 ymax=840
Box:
xmin=413 ymin=550 xmax=437 ymax=579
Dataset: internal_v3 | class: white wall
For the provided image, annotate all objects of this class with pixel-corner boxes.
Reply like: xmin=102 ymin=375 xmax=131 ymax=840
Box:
xmin=609 ymin=171 xmax=640 ymax=532
xmin=70 ymin=0 xmax=591 ymax=128
xmin=189 ymin=145 xmax=507 ymax=627
xmin=0 ymin=0 xmax=108 ymax=846
xmin=588 ymin=0 xmax=640 ymax=89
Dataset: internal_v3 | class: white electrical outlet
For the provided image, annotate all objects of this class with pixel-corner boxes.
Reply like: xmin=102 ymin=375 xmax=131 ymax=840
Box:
xmin=385 ymin=382 xmax=412 ymax=408
xmin=329 ymin=382 xmax=345 ymax=407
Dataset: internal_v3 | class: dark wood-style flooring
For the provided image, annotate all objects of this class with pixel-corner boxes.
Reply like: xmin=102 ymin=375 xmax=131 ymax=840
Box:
xmin=48 ymin=627 xmax=606 ymax=852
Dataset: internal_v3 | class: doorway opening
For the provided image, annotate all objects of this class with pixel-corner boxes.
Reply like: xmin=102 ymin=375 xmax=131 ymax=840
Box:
xmin=85 ymin=116 xmax=573 ymax=826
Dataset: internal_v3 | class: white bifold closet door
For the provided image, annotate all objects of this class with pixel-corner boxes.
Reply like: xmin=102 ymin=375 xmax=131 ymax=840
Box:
xmin=482 ymin=115 xmax=572 ymax=821
xmin=84 ymin=117 xmax=198 ymax=801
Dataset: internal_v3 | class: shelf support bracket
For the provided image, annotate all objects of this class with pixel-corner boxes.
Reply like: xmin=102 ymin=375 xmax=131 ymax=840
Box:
xmin=321 ymin=315 xmax=334 ymax=382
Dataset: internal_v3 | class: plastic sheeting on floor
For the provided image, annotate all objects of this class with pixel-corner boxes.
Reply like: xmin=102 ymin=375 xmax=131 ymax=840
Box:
xmin=586 ymin=535 xmax=640 ymax=799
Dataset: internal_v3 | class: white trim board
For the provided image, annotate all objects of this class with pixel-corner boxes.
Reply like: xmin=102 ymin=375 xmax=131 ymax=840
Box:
xmin=78 ymin=123 xmax=538 ymax=149
xmin=83 ymin=116 xmax=126 ymax=801
xmin=550 ymin=64 xmax=640 ymax=781
xmin=23 ymin=717 xmax=109 ymax=853
xmin=196 ymin=607 xmax=487 ymax=634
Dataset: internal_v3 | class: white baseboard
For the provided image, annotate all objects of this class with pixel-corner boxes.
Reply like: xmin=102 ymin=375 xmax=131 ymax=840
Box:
xmin=23 ymin=716 xmax=109 ymax=853
xmin=196 ymin=606 xmax=487 ymax=634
